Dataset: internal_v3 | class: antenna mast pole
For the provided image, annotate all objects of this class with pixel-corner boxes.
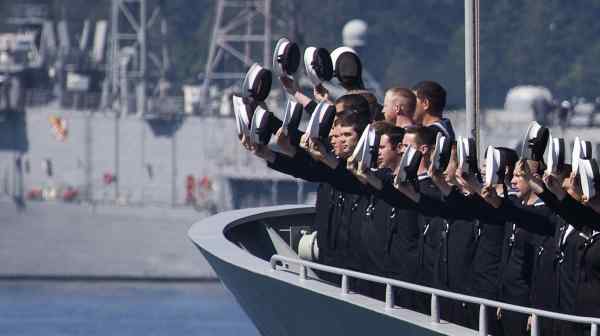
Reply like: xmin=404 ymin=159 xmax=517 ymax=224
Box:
xmin=199 ymin=0 xmax=272 ymax=113
xmin=465 ymin=0 xmax=480 ymax=153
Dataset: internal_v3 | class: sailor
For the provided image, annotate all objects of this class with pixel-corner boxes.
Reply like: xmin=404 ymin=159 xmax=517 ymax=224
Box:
xmin=388 ymin=141 xmax=494 ymax=328
xmin=426 ymin=143 xmax=479 ymax=327
xmin=412 ymin=81 xmax=455 ymax=141
xmin=479 ymin=159 xmax=561 ymax=336
xmin=381 ymin=87 xmax=417 ymax=128
xmin=533 ymin=166 xmax=600 ymax=336
xmin=351 ymin=121 xmax=407 ymax=300
xmin=354 ymin=126 xmax=445 ymax=312
xmin=246 ymin=94 xmax=372 ymax=282
xmin=525 ymin=164 xmax=588 ymax=335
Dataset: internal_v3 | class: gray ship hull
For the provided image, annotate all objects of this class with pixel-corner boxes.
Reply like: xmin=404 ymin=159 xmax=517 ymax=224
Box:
xmin=188 ymin=206 xmax=476 ymax=336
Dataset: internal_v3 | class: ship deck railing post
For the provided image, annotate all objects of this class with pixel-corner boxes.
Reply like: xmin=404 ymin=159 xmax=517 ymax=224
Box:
xmin=531 ymin=313 xmax=539 ymax=336
xmin=299 ymin=265 xmax=307 ymax=281
xmin=385 ymin=284 xmax=394 ymax=310
xmin=430 ymin=293 xmax=440 ymax=323
xmin=268 ymin=254 xmax=600 ymax=332
xmin=478 ymin=304 xmax=487 ymax=336
xmin=341 ymin=275 xmax=349 ymax=295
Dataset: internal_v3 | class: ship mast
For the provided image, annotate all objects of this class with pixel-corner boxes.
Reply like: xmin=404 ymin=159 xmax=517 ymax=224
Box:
xmin=465 ymin=0 xmax=480 ymax=155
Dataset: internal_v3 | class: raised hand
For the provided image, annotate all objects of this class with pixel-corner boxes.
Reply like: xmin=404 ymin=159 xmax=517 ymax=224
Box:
xmin=279 ymin=76 xmax=299 ymax=95
xmin=307 ymin=139 xmax=338 ymax=169
xmin=240 ymin=134 xmax=253 ymax=151
xmin=250 ymin=143 xmax=275 ymax=163
xmin=481 ymin=185 xmax=502 ymax=208
xmin=299 ymin=133 xmax=310 ymax=150
xmin=274 ymin=128 xmax=296 ymax=157
xmin=313 ymin=84 xmax=330 ymax=103
xmin=543 ymin=174 xmax=567 ymax=200
xmin=428 ymin=162 xmax=452 ymax=196
xmin=456 ymin=168 xmax=482 ymax=195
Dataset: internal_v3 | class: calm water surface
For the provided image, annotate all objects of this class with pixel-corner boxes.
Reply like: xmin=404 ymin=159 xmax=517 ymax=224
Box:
xmin=0 ymin=281 xmax=260 ymax=336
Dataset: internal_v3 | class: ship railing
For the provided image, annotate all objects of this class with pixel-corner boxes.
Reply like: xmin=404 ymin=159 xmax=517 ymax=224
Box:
xmin=270 ymin=254 xmax=600 ymax=336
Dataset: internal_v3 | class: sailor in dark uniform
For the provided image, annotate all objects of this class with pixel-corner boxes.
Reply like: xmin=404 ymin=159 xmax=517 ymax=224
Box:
xmin=389 ymin=143 xmax=509 ymax=331
xmin=411 ymin=81 xmax=455 ymax=141
xmin=524 ymin=167 xmax=587 ymax=335
xmin=479 ymin=159 xmax=562 ymax=336
xmin=245 ymin=93 xmax=372 ymax=282
xmin=533 ymin=169 xmax=600 ymax=336
xmin=357 ymin=125 xmax=444 ymax=312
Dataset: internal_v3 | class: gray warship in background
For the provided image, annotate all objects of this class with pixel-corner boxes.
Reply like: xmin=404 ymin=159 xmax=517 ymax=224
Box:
xmin=2 ymin=1 xmax=599 ymax=213
xmin=3 ymin=1 xmax=600 ymax=335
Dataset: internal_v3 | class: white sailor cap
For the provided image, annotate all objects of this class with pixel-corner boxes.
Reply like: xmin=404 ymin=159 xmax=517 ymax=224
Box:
xmin=432 ymin=132 xmax=452 ymax=173
xmin=303 ymin=47 xmax=333 ymax=86
xmin=273 ymin=37 xmax=301 ymax=77
xmin=457 ymin=136 xmax=478 ymax=175
xmin=395 ymin=145 xmax=422 ymax=184
xmin=305 ymin=101 xmax=336 ymax=140
xmin=484 ymin=146 xmax=501 ymax=186
xmin=572 ymin=137 xmax=592 ymax=173
xmin=579 ymin=158 xmax=600 ymax=200
xmin=330 ymin=46 xmax=362 ymax=87
xmin=250 ymin=105 xmax=272 ymax=145
xmin=241 ymin=63 xmax=272 ymax=102
xmin=281 ymin=98 xmax=303 ymax=135
xmin=545 ymin=136 xmax=565 ymax=174
xmin=521 ymin=121 xmax=549 ymax=161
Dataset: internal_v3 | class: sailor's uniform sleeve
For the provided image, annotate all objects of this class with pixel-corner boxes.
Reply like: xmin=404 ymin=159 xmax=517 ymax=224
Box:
xmin=267 ymin=151 xmax=370 ymax=194
xmin=266 ymin=114 xmax=304 ymax=147
xmin=266 ymin=150 xmax=325 ymax=182
xmin=555 ymin=194 xmax=600 ymax=231
xmin=495 ymin=199 xmax=557 ymax=236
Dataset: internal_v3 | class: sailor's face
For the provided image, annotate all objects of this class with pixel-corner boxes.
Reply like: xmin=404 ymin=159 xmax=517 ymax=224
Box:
xmin=382 ymin=92 xmax=398 ymax=123
xmin=401 ymin=133 xmax=417 ymax=154
xmin=329 ymin=126 xmax=343 ymax=156
xmin=413 ymin=91 xmax=426 ymax=123
xmin=338 ymin=125 xmax=359 ymax=159
xmin=511 ymin=166 xmax=530 ymax=199
xmin=377 ymin=135 xmax=400 ymax=169
xmin=443 ymin=147 xmax=458 ymax=184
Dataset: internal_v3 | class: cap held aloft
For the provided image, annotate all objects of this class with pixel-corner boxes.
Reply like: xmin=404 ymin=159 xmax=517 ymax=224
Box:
xmin=273 ymin=37 xmax=301 ymax=78
xmin=572 ymin=136 xmax=593 ymax=173
xmin=330 ymin=46 xmax=363 ymax=89
xmin=579 ymin=158 xmax=600 ymax=200
xmin=521 ymin=121 xmax=549 ymax=161
xmin=232 ymin=95 xmax=252 ymax=140
xmin=432 ymin=132 xmax=452 ymax=173
xmin=457 ymin=136 xmax=478 ymax=175
xmin=281 ymin=97 xmax=303 ymax=136
xmin=545 ymin=136 xmax=565 ymax=174
xmin=395 ymin=145 xmax=422 ymax=185
xmin=241 ymin=63 xmax=272 ymax=102
xmin=303 ymin=47 xmax=334 ymax=86
xmin=305 ymin=101 xmax=336 ymax=141
xmin=249 ymin=105 xmax=272 ymax=145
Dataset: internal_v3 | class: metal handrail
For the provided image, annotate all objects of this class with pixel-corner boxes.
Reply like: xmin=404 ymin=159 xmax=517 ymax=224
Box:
xmin=270 ymin=254 xmax=600 ymax=336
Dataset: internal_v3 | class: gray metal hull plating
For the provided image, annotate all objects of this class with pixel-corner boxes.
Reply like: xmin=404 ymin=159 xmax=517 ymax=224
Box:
xmin=188 ymin=206 xmax=475 ymax=336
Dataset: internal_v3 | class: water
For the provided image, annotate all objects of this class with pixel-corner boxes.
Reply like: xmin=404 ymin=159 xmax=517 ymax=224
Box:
xmin=0 ymin=281 xmax=260 ymax=336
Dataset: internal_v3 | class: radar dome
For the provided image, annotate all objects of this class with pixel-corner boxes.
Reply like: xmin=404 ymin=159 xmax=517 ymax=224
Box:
xmin=342 ymin=19 xmax=368 ymax=47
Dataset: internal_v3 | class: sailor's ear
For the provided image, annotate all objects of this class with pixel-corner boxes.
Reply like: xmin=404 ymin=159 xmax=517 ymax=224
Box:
xmin=394 ymin=142 xmax=403 ymax=154
xmin=422 ymin=97 xmax=431 ymax=112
